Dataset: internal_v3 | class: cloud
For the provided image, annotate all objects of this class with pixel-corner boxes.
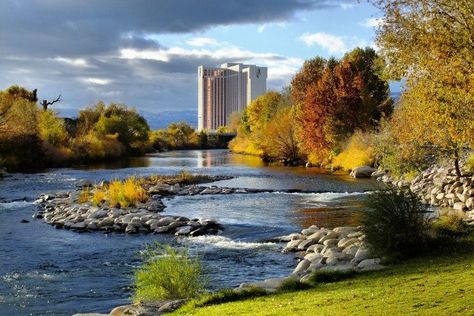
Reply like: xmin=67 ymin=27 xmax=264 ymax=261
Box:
xmin=81 ymin=78 xmax=111 ymax=85
xmin=186 ymin=37 xmax=220 ymax=47
xmin=299 ymin=32 xmax=347 ymax=54
xmin=0 ymin=0 xmax=350 ymax=113
xmin=359 ymin=17 xmax=384 ymax=28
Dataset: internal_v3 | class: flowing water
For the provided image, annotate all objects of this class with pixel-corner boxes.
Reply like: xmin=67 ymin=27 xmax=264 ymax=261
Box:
xmin=0 ymin=150 xmax=379 ymax=315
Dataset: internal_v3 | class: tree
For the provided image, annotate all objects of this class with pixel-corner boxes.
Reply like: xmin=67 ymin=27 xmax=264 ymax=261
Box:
xmin=300 ymin=48 xmax=392 ymax=164
xmin=290 ymin=57 xmax=327 ymax=104
xmin=373 ymin=0 xmax=474 ymax=176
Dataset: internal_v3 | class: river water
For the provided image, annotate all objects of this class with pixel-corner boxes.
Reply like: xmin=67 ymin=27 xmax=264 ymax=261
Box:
xmin=0 ymin=150 xmax=378 ymax=315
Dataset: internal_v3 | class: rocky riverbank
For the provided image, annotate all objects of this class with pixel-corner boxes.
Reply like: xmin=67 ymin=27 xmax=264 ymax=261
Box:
xmin=375 ymin=165 xmax=474 ymax=223
xmin=240 ymin=225 xmax=384 ymax=291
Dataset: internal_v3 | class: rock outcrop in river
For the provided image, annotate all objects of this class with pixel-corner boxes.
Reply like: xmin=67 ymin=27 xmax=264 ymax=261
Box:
xmin=281 ymin=225 xmax=384 ymax=279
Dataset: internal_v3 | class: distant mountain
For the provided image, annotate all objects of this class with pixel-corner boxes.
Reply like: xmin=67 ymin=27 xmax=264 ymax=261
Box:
xmin=140 ymin=110 xmax=197 ymax=130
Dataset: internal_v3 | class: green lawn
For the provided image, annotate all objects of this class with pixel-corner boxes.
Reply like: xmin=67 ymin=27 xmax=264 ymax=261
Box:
xmin=172 ymin=238 xmax=474 ymax=315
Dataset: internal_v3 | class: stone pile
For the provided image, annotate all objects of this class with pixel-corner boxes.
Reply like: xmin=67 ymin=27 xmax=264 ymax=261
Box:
xmin=34 ymin=191 xmax=220 ymax=236
xmin=376 ymin=166 xmax=474 ymax=222
xmin=280 ymin=225 xmax=384 ymax=280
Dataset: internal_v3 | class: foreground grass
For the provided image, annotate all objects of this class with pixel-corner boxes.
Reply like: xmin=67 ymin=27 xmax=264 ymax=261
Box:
xmin=172 ymin=236 xmax=474 ymax=315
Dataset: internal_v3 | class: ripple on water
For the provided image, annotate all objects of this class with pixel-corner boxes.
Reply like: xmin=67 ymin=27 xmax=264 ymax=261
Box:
xmin=180 ymin=235 xmax=278 ymax=250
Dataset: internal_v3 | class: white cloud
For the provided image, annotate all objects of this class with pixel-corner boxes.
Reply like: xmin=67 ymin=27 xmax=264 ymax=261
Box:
xmin=81 ymin=77 xmax=110 ymax=85
xmin=54 ymin=57 xmax=91 ymax=67
xmin=186 ymin=37 xmax=219 ymax=47
xmin=119 ymin=44 xmax=302 ymax=86
xmin=359 ymin=17 xmax=384 ymax=28
xmin=257 ymin=24 xmax=266 ymax=33
xmin=299 ymin=32 xmax=347 ymax=54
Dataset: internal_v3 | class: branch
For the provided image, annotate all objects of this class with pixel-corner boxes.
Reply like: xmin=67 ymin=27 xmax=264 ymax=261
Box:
xmin=46 ymin=94 xmax=61 ymax=106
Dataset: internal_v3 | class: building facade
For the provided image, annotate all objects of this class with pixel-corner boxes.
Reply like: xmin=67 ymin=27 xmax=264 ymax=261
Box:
xmin=197 ymin=63 xmax=267 ymax=131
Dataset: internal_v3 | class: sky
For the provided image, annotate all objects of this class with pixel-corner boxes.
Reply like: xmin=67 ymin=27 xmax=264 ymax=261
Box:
xmin=0 ymin=0 xmax=387 ymax=115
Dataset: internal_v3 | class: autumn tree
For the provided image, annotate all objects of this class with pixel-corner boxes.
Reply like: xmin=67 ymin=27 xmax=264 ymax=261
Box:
xmin=301 ymin=48 xmax=392 ymax=164
xmin=373 ymin=0 xmax=474 ymax=176
xmin=291 ymin=57 xmax=328 ymax=104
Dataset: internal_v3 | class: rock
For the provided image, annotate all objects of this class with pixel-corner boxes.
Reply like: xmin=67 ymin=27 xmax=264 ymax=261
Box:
xmin=297 ymin=238 xmax=318 ymax=250
xmin=292 ymin=259 xmax=311 ymax=275
xmin=466 ymin=197 xmax=474 ymax=209
xmin=338 ymin=238 xmax=360 ymax=249
xmin=301 ymin=225 xmax=319 ymax=235
xmin=20 ymin=219 xmax=29 ymax=223
xmin=70 ymin=222 xmax=86 ymax=230
xmin=98 ymin=217 xmax=115 ymax=228
xmin=304 ymin=252 xmax=323 ymax=262
xmin=323 ymin=239 xmax=339 ymax=247
xmin=353 ymin=247 xmax=370 ymax=262
xmin=189 ymin=227 xmax=207 ymax=237
xmin=350 ymin=166 xmax=377 ymax=178
xmin=319 ymin=232 xmax=340 ymax=243
xmin=283 ymin=239 xmax=304 ymax=253
xmin=157 ymin=216 xmax=175 ymax=226
xmin=307 ymin=244 xmax=324 ymax=253
xmin=307 ymin=231 xmax=326 ymax=241
xmin=125 ymin=224 xmax=137 ymax=234
xmin=342 ymin=244 xmax=359 ymax=257
xmin=319 ymin=263 xmax=355 ymax=273
xmin=175 ymin=225 xmax=193 ymax=236
xmin=453 ymin=202 xmax=466 ymax=211
xmin=357 ymin=258 xmax=385 ymax=271
xmin=154 ymin=226 xmax=169 ymax=234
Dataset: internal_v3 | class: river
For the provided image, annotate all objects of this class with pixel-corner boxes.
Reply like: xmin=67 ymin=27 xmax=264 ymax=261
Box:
xmin=0 ymin=150 xmax=379 ymax=315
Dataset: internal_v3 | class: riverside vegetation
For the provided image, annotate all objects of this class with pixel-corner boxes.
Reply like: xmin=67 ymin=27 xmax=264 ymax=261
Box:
xmin=0 ymin=88 xmax=231 ymax=171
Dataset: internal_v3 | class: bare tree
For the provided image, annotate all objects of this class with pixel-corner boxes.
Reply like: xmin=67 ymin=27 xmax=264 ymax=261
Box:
xmin=41 ymin=95 xmax=61 ymax=111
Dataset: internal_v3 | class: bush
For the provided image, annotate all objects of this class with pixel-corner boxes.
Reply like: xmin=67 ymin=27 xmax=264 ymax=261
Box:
xmin=362 ymin=185 xmax=431 ymax=259
xmin=466 ymin=153 xmax=474 ymax=173
xmin=432 ymin=214 xmax=472 ymax=238
xmin=332 ymin=131 xmax=374 ymax=171
xmin=277 ymin=277 xmax=312 ymax=292
xmin=133 ymin=243 xmax=204 ymax=303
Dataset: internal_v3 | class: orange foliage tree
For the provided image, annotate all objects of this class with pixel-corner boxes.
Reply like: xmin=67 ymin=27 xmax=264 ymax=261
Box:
xmin=300 ymin=48 xmax=392 ymax=164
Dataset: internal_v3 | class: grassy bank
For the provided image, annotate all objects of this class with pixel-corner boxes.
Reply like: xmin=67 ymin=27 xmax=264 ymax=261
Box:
xmin=172 ymin=235 xmax=474 ymax=315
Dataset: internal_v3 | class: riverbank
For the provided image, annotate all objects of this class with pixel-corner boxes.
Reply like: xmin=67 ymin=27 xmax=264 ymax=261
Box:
xmin=172 ymin=231 xmax=474 ymax=315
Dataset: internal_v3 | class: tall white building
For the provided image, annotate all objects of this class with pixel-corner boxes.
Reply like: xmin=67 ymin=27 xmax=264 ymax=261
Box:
xmin=198 ymin=63 xmax=267 ymax=131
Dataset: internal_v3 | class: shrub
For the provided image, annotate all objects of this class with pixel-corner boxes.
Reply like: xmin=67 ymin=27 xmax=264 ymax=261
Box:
xmin=332 ymin=131 xmax=374 ymax=171
xmin=466 ymin=153 xmax=474 ymax=173
xmin=432 ymin=214 xmax=472 ymax=238
xmin=277 ymin=277 xmax=312 ymax=292
xmin=103 ymin=177 xmax=147 ymax=208
xmin=78 ymin=187 xmax=91 ymax=204
xmin=92 ymin=190 xmax=106 ymax=206
xmin=133 ymin=243 xmax=204 ymax=303
xmin=362 ymin=185 xmax=430 ymax=259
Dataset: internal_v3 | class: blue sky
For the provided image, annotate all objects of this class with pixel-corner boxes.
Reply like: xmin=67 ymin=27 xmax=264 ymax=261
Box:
xmin=0 ymin=0 xmax=391 ymax=115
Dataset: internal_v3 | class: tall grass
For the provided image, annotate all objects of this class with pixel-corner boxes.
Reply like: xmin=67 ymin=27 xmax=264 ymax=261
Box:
xmin=133 ymin=243 xmax=204 ymax=303
xmin=79 ymin=176 xmax=148 ymax=207
xmin=362 ymin=185 xmax=430 ymax=259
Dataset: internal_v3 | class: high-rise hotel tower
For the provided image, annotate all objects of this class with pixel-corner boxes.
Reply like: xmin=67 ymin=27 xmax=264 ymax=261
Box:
xmin=197 ymin=63 xmax=267 ymax=131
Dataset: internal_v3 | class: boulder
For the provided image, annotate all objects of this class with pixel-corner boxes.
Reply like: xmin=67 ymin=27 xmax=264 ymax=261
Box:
xmin=297 ymin=238 xmax=318 ymax=250
xmin=175 ymin=225 xmax=193 ymax=236
xmin=350 ymin=166 xmax=377 ymax=178
xmin=357 ymin=258 xmax=384 ymax=271
xmin=292 ymin=259 xmax=310 ymax=275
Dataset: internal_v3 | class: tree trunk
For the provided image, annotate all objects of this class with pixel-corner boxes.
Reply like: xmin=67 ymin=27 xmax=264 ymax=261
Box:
xmin=454 ymin=152 xmax=462 ymax=178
